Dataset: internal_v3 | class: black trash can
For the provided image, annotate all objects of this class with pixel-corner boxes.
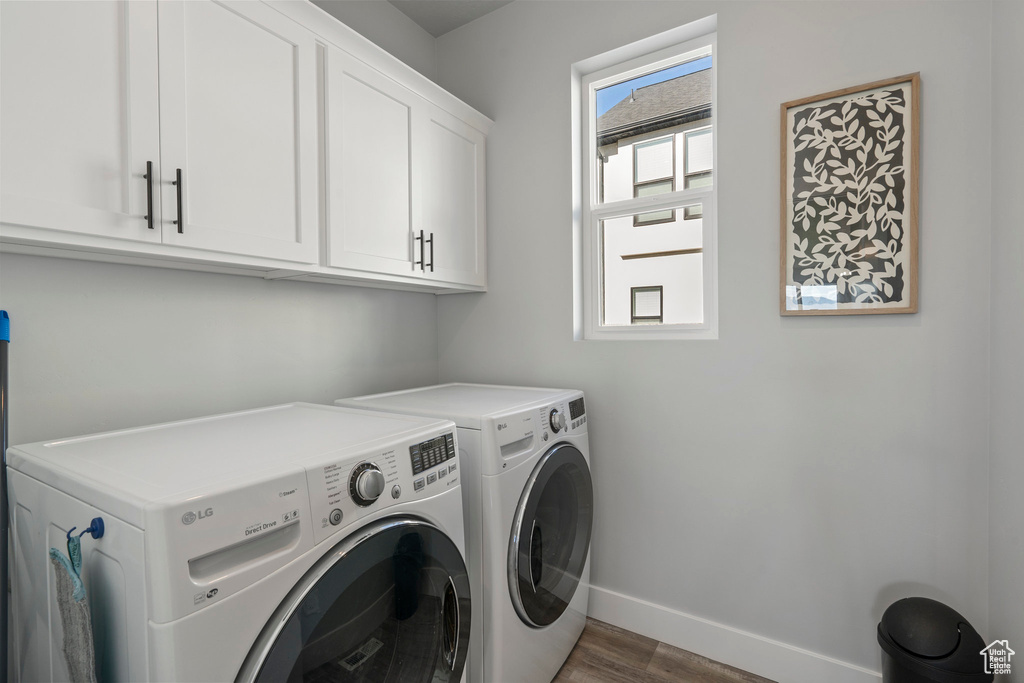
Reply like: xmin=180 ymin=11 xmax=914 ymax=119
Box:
xmin=877 ymin=597 xmax=993 ymax=683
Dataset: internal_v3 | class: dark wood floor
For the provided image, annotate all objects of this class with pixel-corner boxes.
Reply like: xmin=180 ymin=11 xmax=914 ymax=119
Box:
xmin=554 ymin=618 xmax=776 ymax=683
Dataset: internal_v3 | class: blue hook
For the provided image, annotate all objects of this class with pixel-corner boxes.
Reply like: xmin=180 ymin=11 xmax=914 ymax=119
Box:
xmin=81 ymin=518 xmax=104 ymax=539
xmin=67 ymin=518 xmax=105 ymax=541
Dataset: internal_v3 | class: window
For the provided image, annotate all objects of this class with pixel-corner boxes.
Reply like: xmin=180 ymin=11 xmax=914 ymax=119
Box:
xmin=631 ymin=286 xmax=664 ymax=323
xmin=575 ymin=18 xmax=717 ymax=340
xmin=633 ymin=137 xmax=675 ymax=225
xmin=684 ymin=127 xmax=713 ymax=189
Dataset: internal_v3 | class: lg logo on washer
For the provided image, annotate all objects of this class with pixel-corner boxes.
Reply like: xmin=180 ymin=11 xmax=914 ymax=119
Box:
xmin=181 ymin=508 xmax=214 ymax=525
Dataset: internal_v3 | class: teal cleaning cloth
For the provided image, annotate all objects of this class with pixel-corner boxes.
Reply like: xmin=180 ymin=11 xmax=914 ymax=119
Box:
xmin=49 ymin=536 xmax=98 ymax=683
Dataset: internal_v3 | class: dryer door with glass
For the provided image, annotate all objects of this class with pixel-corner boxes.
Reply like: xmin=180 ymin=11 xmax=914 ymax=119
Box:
xmin=508 ymin=442 xmax=594 ymax=627
xmin=238 ymin=518 xmax=470 ymax=683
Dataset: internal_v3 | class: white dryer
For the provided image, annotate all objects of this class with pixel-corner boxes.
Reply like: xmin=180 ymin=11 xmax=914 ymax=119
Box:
xmin=337 ymin=384 xmax=594 ymax=683
xmin=9 ymin=403 xmax=471 ymax=682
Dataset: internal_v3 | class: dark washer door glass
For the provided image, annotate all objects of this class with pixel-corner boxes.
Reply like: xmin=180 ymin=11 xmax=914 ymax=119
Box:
xmin=238 ymin=518 xmax=471 ymax=683
xmin=508 ymin=443 xmax=594 ymax=627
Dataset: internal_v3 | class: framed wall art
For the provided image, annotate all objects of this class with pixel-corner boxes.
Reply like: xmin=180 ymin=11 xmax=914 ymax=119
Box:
xmin=780 ymin=73 xmax=919 ymax=315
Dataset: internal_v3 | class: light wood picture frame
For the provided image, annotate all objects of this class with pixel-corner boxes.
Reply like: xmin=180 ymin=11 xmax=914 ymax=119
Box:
xmin=780 ymin=73 xmax=919 ymax=316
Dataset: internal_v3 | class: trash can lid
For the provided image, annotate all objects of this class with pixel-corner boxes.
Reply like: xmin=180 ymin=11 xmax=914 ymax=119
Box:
xmin=881 ymin=597 xmax=964 ymax=658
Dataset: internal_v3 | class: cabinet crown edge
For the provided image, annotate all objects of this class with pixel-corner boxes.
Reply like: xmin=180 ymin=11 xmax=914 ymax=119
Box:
xmin=265 ymin=0 xmax=494 ymax=134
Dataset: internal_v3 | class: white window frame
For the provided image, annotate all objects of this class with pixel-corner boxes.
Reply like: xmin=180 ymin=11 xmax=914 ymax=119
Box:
xmin=573 ymin=20 xmax=718 ymax=341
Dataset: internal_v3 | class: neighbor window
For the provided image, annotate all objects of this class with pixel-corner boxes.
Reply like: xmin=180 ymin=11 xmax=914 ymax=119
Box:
xmin=631 ymin=286 xmax=664 ymax=323
xmin=576 ymin=20 xmax=717 ymax=340
xmin=684 ymin=128 xmax=713 ymax=189
xmin=633 ymin=137 xmax=675 ymax=225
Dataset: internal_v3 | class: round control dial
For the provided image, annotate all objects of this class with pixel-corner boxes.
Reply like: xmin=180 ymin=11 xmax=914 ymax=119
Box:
xmin=549 ymin=408 xmax=566 ymax=433
xmin=349 ymin=462 xmax=386 ymax=507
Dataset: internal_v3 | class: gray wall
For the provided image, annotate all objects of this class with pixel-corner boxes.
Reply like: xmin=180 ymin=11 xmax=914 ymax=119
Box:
xmin=989 ymin=0 xmax=1024 ymax=674
xmin=311 ymin=0 xmax=437 ymax=80
xmin=435 ymin=0 xmax=994 ymax=672
xmin=0 ymin=254 xmax=438 ymax=445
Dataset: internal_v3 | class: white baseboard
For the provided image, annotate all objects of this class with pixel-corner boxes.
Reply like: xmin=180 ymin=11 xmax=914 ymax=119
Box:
xmin=587 ymin=585 xmax=881 ymax=683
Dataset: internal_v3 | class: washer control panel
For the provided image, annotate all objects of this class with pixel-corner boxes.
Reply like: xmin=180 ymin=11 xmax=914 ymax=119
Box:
xmin=410 ymin=433 xmax=455 ymax=474
xmin=305 ymin=428 xmax=459 ymax=545
xmin=548 ymin=408 xmax=566 ymax=433
xmin=569 ymin=397 xmax=586 ymax=421
xmin=349 ymin=462 xmax=386 ymax=506
xmin=409 ymin=432 xmax=457 ymax=494
xmin=538 ymin=395 xmax=587 ymax=442
xmin=567 ymin=396 xmax=587 ymax=430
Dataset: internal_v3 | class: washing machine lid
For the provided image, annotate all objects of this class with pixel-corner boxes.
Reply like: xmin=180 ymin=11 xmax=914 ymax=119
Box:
xmin=7 ymin=403 xmax=451 ymax=523
xmin=508 ymin=442 xmax=593 ymax=628
xmin=338 ymin=383 xmax=580 ymax=430
xmin=238 ymin=516 xmax=471 ymax=683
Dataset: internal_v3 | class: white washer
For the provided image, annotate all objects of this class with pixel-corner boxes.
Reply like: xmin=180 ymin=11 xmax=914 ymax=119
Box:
xmin=337 ymin=384 xmax=594 ymax=683
xmin=9 ymin=403 xmax=471 ymax=682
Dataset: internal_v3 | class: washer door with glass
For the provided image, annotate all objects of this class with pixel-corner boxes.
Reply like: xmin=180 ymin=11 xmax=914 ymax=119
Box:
xmin=237 ymin=517 xmax=470 ymax=683
xmin=508 ymin=442 xmax=594 ymax=628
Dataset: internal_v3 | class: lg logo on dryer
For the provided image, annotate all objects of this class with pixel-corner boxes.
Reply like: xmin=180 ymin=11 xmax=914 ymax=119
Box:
xmin=181 ymin=508 xmax=214 ymax=525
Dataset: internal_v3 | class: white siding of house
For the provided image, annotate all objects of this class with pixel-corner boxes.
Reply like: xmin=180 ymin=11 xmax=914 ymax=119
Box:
xmin=600 ymin=120 xmax=710 ymax=325
xmin=602 ymin=214 xmax=704 ymax=325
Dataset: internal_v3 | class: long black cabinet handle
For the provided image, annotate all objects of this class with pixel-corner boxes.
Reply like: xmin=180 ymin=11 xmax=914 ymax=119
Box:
xmin=414 ymin=230 xmax=424 ymax=270
xmin=426 ymin=232 xmax=434 ymax=272
xmin=172 ymin=168 xmax=183 ymax=233
xmin=143 ymin=161 xmax=154 ymax=229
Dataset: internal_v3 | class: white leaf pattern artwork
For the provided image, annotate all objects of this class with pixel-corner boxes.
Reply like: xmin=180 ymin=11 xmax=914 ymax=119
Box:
xmin=782 ymin=75 xmax=918 ymax=315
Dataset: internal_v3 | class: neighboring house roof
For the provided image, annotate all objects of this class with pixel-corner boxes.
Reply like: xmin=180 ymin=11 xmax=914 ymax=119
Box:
xmin=597 ymin=67 xmax=712 ymax=146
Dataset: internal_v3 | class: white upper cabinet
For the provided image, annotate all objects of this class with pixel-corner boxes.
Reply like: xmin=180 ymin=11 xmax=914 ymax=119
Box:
xmin=1 ymin=0 xmax=489 ymax=291
xmin=323 ymin=45 xmax=416 ymax=277
xmin=414 ymin=103 xmax=487 ymax=288
xmin=0 ymin=0 xmax=161 ymax=242
xmin=322 ymin=42 xmax=488 ymax=289
xmin=157 ymin=0 xmax=318 ymax=263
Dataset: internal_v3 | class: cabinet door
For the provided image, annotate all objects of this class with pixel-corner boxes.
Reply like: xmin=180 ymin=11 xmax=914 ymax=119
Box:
xmin=157 ymin=0 xmax=318 ymax=263
xmin=414 ymin=105 xmax=487 ymax=287
xmin=0 ymin=0 xmax=160 ymax=242
xmin=323 ymin=45 xmax=417 ymax=277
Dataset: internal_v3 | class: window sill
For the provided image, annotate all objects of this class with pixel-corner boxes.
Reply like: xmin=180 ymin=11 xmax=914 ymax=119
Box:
xmin=579 ymin=324 xmax=718 ymax=341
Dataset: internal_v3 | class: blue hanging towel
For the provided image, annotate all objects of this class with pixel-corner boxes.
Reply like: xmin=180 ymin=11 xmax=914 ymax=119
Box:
xmin=49 ymin=533 xmax=98 ymax=683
